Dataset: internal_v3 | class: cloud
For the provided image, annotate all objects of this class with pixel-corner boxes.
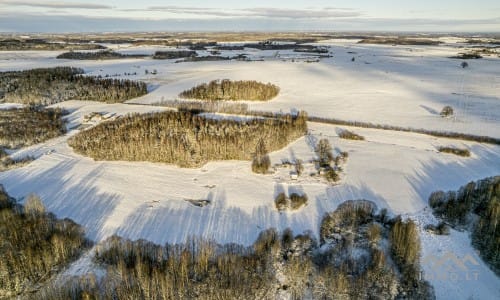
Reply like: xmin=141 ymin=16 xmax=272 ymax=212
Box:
xmin=143 ymin=6 xmax=361 ymax=19
xmin=0 ymin=0 xmax=112 ymax=10
xmin=0 ymin=12 xmax=499 ymax=33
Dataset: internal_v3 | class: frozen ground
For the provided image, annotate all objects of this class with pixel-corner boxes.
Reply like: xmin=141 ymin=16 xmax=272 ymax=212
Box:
xmin=0 ymin=40 xmax=498 ymax=137
xmin=0 ymin=39 xmax=499 ymax=299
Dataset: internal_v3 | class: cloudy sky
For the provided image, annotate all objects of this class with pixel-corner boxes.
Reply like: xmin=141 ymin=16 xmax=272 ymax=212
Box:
xmin=0 ymin=0 xmax=498 ymax=32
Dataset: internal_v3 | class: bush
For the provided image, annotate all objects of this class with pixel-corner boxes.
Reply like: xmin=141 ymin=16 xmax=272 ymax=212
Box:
xmin=440 ymin=105 xmax=454 ymax=117
xmin=275 ymin=193 xmax=288 ymax=211
xmin=438 ymin=146 xmax=471 ymax=157
xmin=338 ymin=129 xmax=365 ymax=141
xmin=290 ymin=193 xmax=308 ymax=210
xmin=324 ymin=168 xmax=340 ymax=182
xmin=179 ymin=79 xmax=280 ymax=101
xmin=294 ymin=159 xmax=304 ymax=176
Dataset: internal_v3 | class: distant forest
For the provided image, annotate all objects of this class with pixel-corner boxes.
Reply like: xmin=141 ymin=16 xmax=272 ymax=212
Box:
xmin=0 ymin=39 xmax=105 ymax=51
xmin=180 ymin=79 xmax=280 ymax=101
xmin=69 ymin=110 xmax=307 ymax=167
xmin=0 ymin=106 xmax=66 ymax=149
xmin=0 ymin=67 xmax=147 ymax=105
xmin=57 ymin=50 xmax=147 ymax=60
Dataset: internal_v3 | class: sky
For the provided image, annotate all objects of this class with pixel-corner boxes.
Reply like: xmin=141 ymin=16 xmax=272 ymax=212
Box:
xmin=0 ymin=0 xmax=499 ymax=33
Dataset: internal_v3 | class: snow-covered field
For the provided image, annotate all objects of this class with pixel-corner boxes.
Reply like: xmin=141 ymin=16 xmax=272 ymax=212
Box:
xmin=0 ymin=39 xmax=499 ymax=299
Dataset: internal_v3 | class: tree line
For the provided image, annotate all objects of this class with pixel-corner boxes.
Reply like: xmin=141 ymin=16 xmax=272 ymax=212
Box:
xmin=33 ymin=200 xmax=434 ymax=300
xmin=0 ymin=67 xmax=148 ymax=105
xmin=429 ymin=176 xmax=500 ymax=275
xmin=0 ymin=186 xmax=91 ymax=298
xmin=69 ymin=110 xmax=307 ymax=168
xmin=179 ymin=79 xmax=280 ymax=101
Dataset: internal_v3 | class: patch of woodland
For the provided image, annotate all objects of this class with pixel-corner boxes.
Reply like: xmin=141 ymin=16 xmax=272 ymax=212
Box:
xmin=68 ymin=110 xmax=307 ymax=168
xmin=176 ymin=54 xmax=249 ymax=63
xmin=152 ymin=50 xmax=197 ymax=59
xmin=179 ymin=79 xmax=280 ymax=101
xmin=0 ymin=148 xmax=34 ymax=172
xmin=0 ymin=106 xmax=67 ymax=148
xmin=429 ymin=176 xmax=500 ymax=275
xmin=450 ymin=52 xmax=483 ymax=59
xmin=0 ymin=186 xmax=91 ymax=298
xmin=33 ymin=200 xmax=434 ymax=300
xmin=243 ymin=41 xmax=329 ymax=53
xmin=358 ymin=38 xmax=441 ymax=45
xmin=0 ymin=39 xmax=105 ymax=51
xmin=315 ymin=138 xmax=348 ymax=183
xmin=437 ymin=146 xmax=471 ymax=157
xmin=56 ymin=50 xmax=148 ymax=60
xmin=0 ymin=67 xmax=147 ymax=105
xmin=319 ymin=200 xmax=434 ymax=299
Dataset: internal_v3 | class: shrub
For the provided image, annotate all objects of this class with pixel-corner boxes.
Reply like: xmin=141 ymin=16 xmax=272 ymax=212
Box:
xmin=338 ymin=129 xmax=365 ymax=141
xmin=440 ymin=105 xmax=454 ymax=117
xmin=290 ymin=193 xmax=308 ymax=210
xmin=324 ymin=168 xmax=340 ymax=182
xmin=179 ymin=79 xmax=280 ymax=101
xmin=294 ymin=159 xmax=304 ymax=176
xmin=438 ymin=146 xmax=471 ymax=157
xmin=252 ymin=139 xmax=271 ymax=174
xmin=275 ymin=193 xmax=288 ymax=211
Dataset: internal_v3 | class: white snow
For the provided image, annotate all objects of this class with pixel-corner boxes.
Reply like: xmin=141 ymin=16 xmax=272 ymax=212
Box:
xmin=0 ymin=40 xmax=499 ymax=299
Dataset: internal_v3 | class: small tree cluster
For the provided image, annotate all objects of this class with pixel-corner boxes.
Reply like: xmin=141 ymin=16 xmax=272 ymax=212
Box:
xmin=179 ymin=79 xmax=280 ymax=101
xmin=252 ymin=139 xmax=271 ymax=174
xmin=274 ymin=192 xmax=308 ymax=211
xmin=437 ymin=146 xmax=471 ymax=157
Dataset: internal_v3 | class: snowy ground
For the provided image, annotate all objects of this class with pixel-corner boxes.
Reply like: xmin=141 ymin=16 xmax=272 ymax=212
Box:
xmin=0 ymin=39 xmax=499 ymax=299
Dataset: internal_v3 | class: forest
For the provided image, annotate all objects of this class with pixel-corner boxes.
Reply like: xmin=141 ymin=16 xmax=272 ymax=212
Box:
xmin=69 ymin=110 xmax=307 ymax=168
xmin=0 ymin=67 xmax=148 ymax=105
xmin=429 ymin=176 xmax=500 ymax=275
xmin=152 ymin=50 xmax=197 ymax=59
xmin=0 ymin=106 xmax=66 ymax=149
xmin=0 ymin=186 xmax=91 ymax=298
xmin=32 ymin=200 xmax=433 ymax=300
xmin=57 ymin=50 xmax=147 ymax=60
xmin=0 ymin=38 xmax=105 ymax=51
xmin=179 ymin=79 xmax=280 ymax=101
